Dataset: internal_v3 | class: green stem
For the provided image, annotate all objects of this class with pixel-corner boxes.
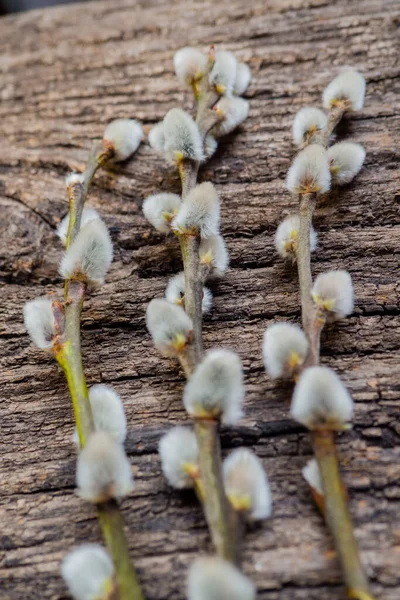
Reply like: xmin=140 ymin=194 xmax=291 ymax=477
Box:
xmin=98 ymin=501 xmax=144 ymax=600
xmin=56 ymin=143 xmax=144 ymax=600
xmin=56 ymin=292 xmax=144 ymax=598
xmin=65 ymin=141 xmax=114 ymax=250
xmin=56 ymin=281 xmax=93 ymax=447
xmin=312 ymin=431 xmax=373 ymax=600
xmin=194 ymin=419 xmax=239 ymax=564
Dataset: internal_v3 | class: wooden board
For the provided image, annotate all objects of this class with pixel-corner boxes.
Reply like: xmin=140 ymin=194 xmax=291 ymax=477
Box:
xmin=0 ymin=0 xmax=399 ymax=598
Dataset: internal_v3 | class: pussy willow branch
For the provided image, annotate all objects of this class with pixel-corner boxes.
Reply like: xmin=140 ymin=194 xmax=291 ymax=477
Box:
xmin=177 ymin=356 xmax=240 ymax=564
xmin=297 ymin=106 xmax=375 ymax=600
xmin=175 ymin=57 xmax=240 ymax=564
xmin=55 ymin=143 xmax=144 ymax=600
xmin=312 ymin=431 xmax=372 ymax=600
xmin=178 ymin=81 xmax=220 ymax=363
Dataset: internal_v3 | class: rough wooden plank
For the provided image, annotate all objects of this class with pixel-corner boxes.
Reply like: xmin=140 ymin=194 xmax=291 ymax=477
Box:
xmin=0 ymin=0 xmax=399 ymax=598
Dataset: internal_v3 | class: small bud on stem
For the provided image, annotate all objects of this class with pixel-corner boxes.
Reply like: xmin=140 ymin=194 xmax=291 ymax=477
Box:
xmin=24 ymin=297 xmax=56 ymax=350
xmin=59 ymin=219 xmax=113 ymax=287
xmin=187 ymin=556 xmax=255 ymax=600
xmin=146 ymin=298 xmax=194 ymax=357
xmin=323 ymin=69 xmax=366 ymax=111
xmin=263 ymin=322 xmax=309 ymax=379
xmin=159 ymin=426 xmax=199 ymax=489
xmin=183 ymin=349 xmax=244 ymax=424
xmin=286 ymin=144 xmax=331 ymax=195
xmin=62 ymin=544 xmax=115 ymax=600
xmin=103 ymin=118 xmax=143 ymax=162
xmin=223 ymin=448 xmax=271 ymax=520
xmin=143 ymin=193 xmax=181 ymax=232
xmin=312 ymin=270 xmax=354 ymax=321
xmin=282 ymin=70 xmax=375 ymax=599
xmin=172 ymin=182 xmax=220 ymax=238
xmin=77 ymin=431 xmax=134 ymax=503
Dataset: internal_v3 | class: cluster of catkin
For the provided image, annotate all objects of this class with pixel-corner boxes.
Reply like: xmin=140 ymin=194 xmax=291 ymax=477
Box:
xmin=24 ymin=120 xmax=145 ymax=600
xmin=144 ymin=47 xmax=271 ymax=599
xmin=263 ymin=70 xmax=374 ymax=599
xmin=21 ymin=46 xmax=375 ymax=600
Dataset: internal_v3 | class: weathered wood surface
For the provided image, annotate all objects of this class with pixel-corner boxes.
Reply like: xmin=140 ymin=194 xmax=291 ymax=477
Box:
xmin=0 ymin=0 xmax=399 ymax=598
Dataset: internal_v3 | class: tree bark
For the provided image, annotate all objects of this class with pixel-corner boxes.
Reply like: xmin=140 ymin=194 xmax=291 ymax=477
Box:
xmin=0 ymin=1 xmax=399 ymax=599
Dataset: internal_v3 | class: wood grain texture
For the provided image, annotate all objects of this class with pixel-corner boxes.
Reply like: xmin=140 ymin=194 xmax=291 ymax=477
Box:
xmin=0 ymin=0 xmax=399 ymax=598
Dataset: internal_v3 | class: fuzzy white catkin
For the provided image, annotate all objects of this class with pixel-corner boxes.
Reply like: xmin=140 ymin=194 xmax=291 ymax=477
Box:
xmin=323 ymin=69 xmax=366 ymax=111
xmin=199 ymin=235 xmax=229 ymax=276
xmin=187 ymin=557 xmax=256 ymax=600
xmin=142 ymin=193 xmax=181 ymax=233
xmin=292 ymin=107 xmax=328 ymax=146
xmin=327 ymin=142 xmax=366 ymax=185
xmin=23 ymin=297 xmax=56 ymax=350
xmin=76 ymin=431 xmax=134 ymax=503
xmin=57 ymin=207 xmax=100 ymax=245
xmin=159 ymin=426 xmax=199 ymax=489
xmin=212 ymin=97 xmax=249 ymax=138
xmin=291 ymin=366 xmax=354 ymax=430
xmin=148 ymin=122 xmax=166 ymax=153
xmin=72 ymin=384 xmax=127 ymax=447
xmin=263 ymin=322 xmax=309 ymax=379
xmin=204 ymin=135 xmax=218 ymax=159
xmin=162 ymin=108 xmax=204 ymax=163
xmin=286 ymin=144 xmax=331 ymax=194
xmin=172 ymin=182 xmax=220 ymax=238
xmin=183 ymin=349 xmax=244 ymax=424
xmin=65 ymin=172 xmax=84 ymax=187
xmin=223 ymin=448 xmax=272 ymax=520
xmin=312 ymin=270 xmax=354 ymax=320
xmin=89 ymin=384 xmax=127 ymax=444
xmin=146 ymin=298 xmax=193 ymax=356
xmin=275 ymin=214 xmax=318 ymax=261
xmin=209 ymin=50 xmax=238 ymax=96
xmin=302 ymin=458 xmax=324 ymax=496
xmin=103 ymin=118 xmax=143 ymax=162
xmin=201 ymin=287 xmax=214 ymax=313
xmin=59 ymin=219 xmax=113 ymax=287
xmin=165 ymin=271 xmax=212 ymax=313
xmin=233 ymin=62 xmax=251 ymax=96
xmin=62 ymin=544 xmax=114 ymax=600
xmin=174 ymin=47 xmax=208 ymax=86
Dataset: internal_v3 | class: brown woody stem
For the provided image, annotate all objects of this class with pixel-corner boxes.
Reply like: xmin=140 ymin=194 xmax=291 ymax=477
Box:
xmin=297 ymin=107 xmax=375 ymax=599
xmin=297 ymin=192 xmax=316 ymax=333
xmin=308 ymin=104 xmax=347 ymax=147
xmin=179 ymin=233 xmax=203 ymax=363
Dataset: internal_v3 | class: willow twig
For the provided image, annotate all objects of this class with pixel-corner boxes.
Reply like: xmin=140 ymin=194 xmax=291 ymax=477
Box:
xmin=296 ymin=105 xmax=375 ymax=600
xmin=55 ymin=145 xmax=144 ymax=600
xmin=312 ymin=431 xmax=371 ymax=599
xmin=194 ymin=419 xmax=240 ymax=564
xmin=173 ymin=55 xmax=240 ymax=564
xmin=147 ymin=48 xmax=259 ymax=580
